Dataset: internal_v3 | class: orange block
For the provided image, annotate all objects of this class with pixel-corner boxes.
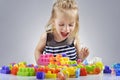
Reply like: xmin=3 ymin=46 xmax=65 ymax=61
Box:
xmin=11 ymin=66 xmax=18 ymax=75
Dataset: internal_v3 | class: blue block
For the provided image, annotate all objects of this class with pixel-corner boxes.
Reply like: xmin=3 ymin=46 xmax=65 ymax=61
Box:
xmin=116 ymin=72 xmax=120 ymax=76
xmin=76 ymin=69 xmax=80 ymax=78
xmin=115 ymin=69 xmax=120 ymax=76
xmin=36 ymin=72 xmax=45 ymax=79
xmin=0 ymin=66 xmax=11 ymax=74
xmin=103 ymin=66 xmax=111 ymax=74
xmin=62 ymin=53 xmax=67 ymax=57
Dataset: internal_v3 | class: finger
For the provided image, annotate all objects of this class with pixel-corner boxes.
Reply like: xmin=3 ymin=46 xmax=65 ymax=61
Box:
xmin=81 ymin=48 xmax=84 ymax=52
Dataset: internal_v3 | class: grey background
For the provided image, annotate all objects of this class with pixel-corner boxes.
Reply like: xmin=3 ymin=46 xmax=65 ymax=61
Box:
xmin=0 ymin=0 xmax=120 ymax=66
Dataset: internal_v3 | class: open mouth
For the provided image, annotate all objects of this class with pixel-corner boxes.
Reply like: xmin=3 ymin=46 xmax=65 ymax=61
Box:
xmin=61 ymin=32 xmax=69 ymax=37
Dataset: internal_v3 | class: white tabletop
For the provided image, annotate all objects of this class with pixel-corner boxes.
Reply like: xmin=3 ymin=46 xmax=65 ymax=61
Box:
xmin=0 ymin=73 xmax=120 ymax=80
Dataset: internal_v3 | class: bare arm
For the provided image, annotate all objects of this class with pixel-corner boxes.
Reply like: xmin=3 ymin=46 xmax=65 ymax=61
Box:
xmin=74 ymin=36 xmax=81 ymax=59
xmin=34 ymin=32 xmax=47 ymax=64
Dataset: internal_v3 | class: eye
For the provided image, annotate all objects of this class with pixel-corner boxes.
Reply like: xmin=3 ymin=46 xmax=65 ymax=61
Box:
xmin=69 ymin=24 xmax=74 ymax=27
xmin=59 ymin=24 xmax=64 ymax=26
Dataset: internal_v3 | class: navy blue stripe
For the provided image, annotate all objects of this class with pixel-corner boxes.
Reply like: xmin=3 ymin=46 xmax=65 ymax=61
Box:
xmin=46 ymin=44 xmax=74 ymax=50
xmin=70 ymin=58 xmax=77 ymax=60
xmin=65 ymin=51 xmax=76 ymax=55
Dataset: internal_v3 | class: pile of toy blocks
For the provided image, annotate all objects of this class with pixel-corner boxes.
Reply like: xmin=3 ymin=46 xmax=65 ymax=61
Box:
xmin=0 ymin=53 xmax=105 ymax=80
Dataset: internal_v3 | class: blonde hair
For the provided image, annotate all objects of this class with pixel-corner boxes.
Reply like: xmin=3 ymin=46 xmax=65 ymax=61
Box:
xmin=46 ymin=0 xmax=79 ymax=37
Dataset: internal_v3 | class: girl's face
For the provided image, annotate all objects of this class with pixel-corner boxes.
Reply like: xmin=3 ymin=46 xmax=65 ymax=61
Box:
xmin=53 ymin=12 xmax=76 ymax=41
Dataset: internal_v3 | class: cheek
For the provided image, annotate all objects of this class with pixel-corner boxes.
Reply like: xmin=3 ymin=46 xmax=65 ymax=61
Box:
xmin=70 ymin=27 xmax=75 ymax=32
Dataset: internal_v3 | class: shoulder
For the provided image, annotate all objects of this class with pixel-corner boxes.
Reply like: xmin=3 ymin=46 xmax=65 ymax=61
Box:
xmin=40 ymin=32 xmax=53 ymax=42
xmin=39 ymin=32 xmax=47 ymax=42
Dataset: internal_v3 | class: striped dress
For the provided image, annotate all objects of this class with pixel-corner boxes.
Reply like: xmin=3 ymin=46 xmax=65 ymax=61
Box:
xmin=43 ymin=33 xmax=77 ymax=60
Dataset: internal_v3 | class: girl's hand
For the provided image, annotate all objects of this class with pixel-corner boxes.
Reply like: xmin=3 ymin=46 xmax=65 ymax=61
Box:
xmin=79 ymin=47 xmax=89 ymax=61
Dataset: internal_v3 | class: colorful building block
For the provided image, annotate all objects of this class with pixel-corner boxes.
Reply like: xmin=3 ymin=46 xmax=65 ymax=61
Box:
xmin=80 ymin=68 xmax=87 ymax=76
xmin=75 ymin=69 xmax=80 ymax=78
xmin=0 ymin=66 xmax=11 ymax=74
xmin=94 ymin=67 xmax=101 ymax=74
xmin=36 ymin=72 xmax=45 ymax=79
xmin=112 ymin=63 xmax=120 ymax=76
xmin=38 ymin=54 xmax=53 ymax=66
xmin=11 ymin=66 xmax=18 ymax=75
xmin=45 ymin=71 xmax=56 ymax=78
xmin=103 ymin=66 xmax=111 ymax=74
xmin=17 ymin=67 xmax=35 ymax=76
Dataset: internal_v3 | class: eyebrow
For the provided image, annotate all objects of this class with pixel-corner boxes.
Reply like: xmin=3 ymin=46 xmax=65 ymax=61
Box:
xmin=59 ymin=21 xmax=75 ymax=24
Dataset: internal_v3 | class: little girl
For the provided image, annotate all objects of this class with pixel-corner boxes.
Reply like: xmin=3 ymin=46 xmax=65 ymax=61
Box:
xmin=34 ymin=0 xmax=89 ymax=64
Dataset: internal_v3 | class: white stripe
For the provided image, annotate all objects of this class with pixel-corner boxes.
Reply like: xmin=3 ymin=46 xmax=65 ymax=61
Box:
xmin=64 ymin=49 xmax=76 ymax=54
xmin=45 ymin=47 xmax=75 ymax=53
xmin=66 ymin=52 xmax=76 ymax=57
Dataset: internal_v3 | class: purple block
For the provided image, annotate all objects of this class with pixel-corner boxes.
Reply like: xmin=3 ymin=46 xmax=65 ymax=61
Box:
xmin=62 ymin=53 xmax=67 ymax=57
xmin=103 ymin=66 xmax=111 ymax=74
xmin=36 ymin=72 xmax=45 ymax=79
xmin=0 ymin=66 xmax=11 ymax=74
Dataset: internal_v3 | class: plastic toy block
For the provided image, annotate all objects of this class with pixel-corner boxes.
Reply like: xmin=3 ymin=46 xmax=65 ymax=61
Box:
xmin=56 ymin=54 xmax=62 ymax=59
xmin=17 ymin=67 xmax=35 ymax=76
xmin=61 ymin=53 xmax=67 ymax=57
xmin=113 ymin=63 xmax=120 ymax=70
xmin=115 ymin=69 xmax=120 ymax=76
xmin=66 ymin=67 xmax=76 ymax=77
xmin=49 ymin=68 xmax=56 ymax=73
xmin=95 ymin=61 xmax=104 ymax=70
xmin=86 ymin=65 xmax=95 ymax=74
xmin=18 ymin=62 xmax=26 ymax=68
xmin=68 ymin=61 xmax=77 ymax=66
xmin=27 ymin=64 xmax=34 ymax=67
xmin=11 ymin=66 xmax=18 ymax=75
xmin=82 ymin=59 xmax=88 ymax=65
xmin=103 ymin=66 xmax=111 ymax=74
xmin=94 ymin=67 xmax=101 ymax=74
xmin=46 ymin=53 xmax=54 ymax=58
xmin=77 ymin=64 xmax=85 ymax=68
xmin=112 ymin=63 xmax=120 ymax=76
xmin=38 ymin=58 xmax=50 ymax=66
xmin=13 ymin=64 xmax=19 ymax=67
xmin=77 ymin=59 xmax=82 ymax=64
xmin=54 ymin=68 xmax=60 ymax=74
xmin=34 ymin=65 xmax=38 ymax=68
xmin=9 ymin=63 xmax=16 ymax=66
xmin=75 ymin=69 xmax=80 ymax=78
xmin=80 ymin=68 xmax=87 ymax=76
xmin=37 ymin=67 xmax=45 ymax=72
xmin=0 ymin=66 xmax=11 ymax=74
xmin=72 ymin=61 xmax=77 ymax=65
xmin=63 ymin=57 xmax=69 ymax=61
xmin=48 ymin=64 xmax=58 ymax=68
xmin=50 ymin=57 xmax=56 ymax=62
xmin=45 ymin=71 xmax=56 ymax=78
xmin=8 ymin=64 xmax=13 ymax=70
xmin=38 ymin=54 xmax=54 ymax=66
xmin=18 ymin=62 xmax=26 ymax=65
xmin=60 ymin=61 xmax=66 ymax=65
xmin=36 ymin=72 xmax=45 ymax=79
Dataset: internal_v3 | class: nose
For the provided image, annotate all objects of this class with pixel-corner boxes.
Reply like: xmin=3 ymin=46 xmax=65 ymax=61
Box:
xmin=63 ymin=25 xmax=70 ymax=32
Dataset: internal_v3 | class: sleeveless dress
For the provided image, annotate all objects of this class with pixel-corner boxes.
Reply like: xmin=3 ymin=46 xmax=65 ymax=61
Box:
xmin=43 ymin=33 xmax=77 ymax=60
